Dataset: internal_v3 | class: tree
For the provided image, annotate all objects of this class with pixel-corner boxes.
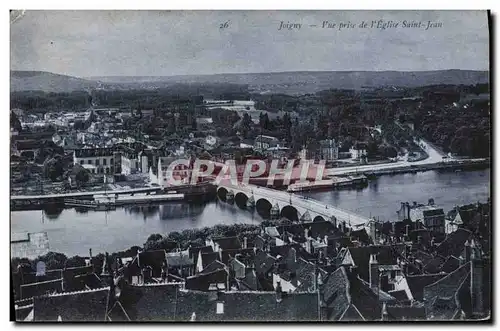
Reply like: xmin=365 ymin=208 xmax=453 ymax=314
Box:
xmin=72 ymin=164 xmax=90 ymax=186
xmin=10 ymin=111 xmax=22 ymax=131
xmin=43 ymin=155 xmax=64 ymax=181
xmin=35 ymin=252 xmax=67 ymax=270
xmin=259 ymin=112 xmax=270 ymax=130
xmin=147 ymin=233 xmax=163 ymax=242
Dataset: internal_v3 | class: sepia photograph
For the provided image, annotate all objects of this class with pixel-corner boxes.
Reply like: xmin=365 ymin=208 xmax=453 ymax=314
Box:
xmin=9 ymin=10 xmax=491 ymax=322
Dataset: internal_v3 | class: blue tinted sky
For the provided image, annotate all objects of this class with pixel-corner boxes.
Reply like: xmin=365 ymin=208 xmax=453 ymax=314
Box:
xmin=10 ymin=10 xmax=489 ymax=77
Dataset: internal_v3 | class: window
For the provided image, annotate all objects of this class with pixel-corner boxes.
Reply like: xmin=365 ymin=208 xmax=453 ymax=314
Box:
xmin=88 ymin=160 xmax=92 ymax=165
xmin=96 ymin=159 xmax=100 ymax=166
xmin=216 ymin=302 xmax=224 ymax=314
xmin=80 ymin=160 xmax=84 ymax=165
xmin=103 ymin=159 xmax=107 ymax=166
xmin=110 ymin=158 xmax=114 ymax=165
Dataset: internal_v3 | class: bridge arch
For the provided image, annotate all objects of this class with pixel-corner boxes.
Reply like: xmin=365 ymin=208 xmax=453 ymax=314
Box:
xmin=217 ymin=187 xmax=228 ymax=201
xmin=235 ymin=192 xmax=249 ymax=209
xmin=313 ymin=215 xmax=326 ymax=223
xmin=280 ymin=205 xmax=299 ymax=222
xmin=256 ymin=198 xmax=272 ymax=219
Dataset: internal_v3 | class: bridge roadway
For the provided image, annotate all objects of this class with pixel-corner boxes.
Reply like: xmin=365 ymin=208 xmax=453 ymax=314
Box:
xmin=217 ymin=180 xmax=371 ymax=227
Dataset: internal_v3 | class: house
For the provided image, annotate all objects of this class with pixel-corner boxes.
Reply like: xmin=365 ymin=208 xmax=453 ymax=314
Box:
xmin=320 ymin=266 xmax=386 ymax=321
xmin=409 ymin=206 xmax=446 ymax=234
xmin=33 ymin=287 xmax=110 ymax=321
xmin=319 ymin=139 xmax=339 ymax=161
xmin=254 ymin=135 xmax=280 ymax=151
xmin=11 ymin=232 xmax=49 ymax=260
xmin=109 ymin=282 xmax=320 ymax=322
xmin=206 ymin=236 xmax=242 ymax=252
xmin=398 ymin=200 xmax=446 ymax=234
xmin=165 ymin=250 xmax=195 ymax=277
xmin=349 ymin=143 xmax=368 ymax=161
xmin=73 ymin=148 xmax=117 ymax=175
xmin=151 ymin=156 xmax=192 ymax=187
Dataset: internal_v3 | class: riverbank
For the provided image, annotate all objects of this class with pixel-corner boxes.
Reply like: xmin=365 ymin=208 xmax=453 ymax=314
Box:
xmin=10 ymin=169 xmax=490 ymax=256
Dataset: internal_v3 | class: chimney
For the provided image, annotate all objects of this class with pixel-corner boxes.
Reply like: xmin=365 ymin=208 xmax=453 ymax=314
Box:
xmin=369 ymin=253 xmax=379 ymax=291
xmin=381 ymin=302 xmax=389 ymax=321
xmin=341 ymin=221 xmax=346 ymax=234
xmin=370 ymin=221 xmax=376 ymax=244
xmin=275 ymin=280 xmax=283 ymax=303
xmin=405 ymin=225 xmax=410 ymax=238
xmin=331 ymin=216 xmax=337 ymax=228
xmin=305 ymin=238 xmax=312 ymax=254
xmin=464 ymin=240 xmax=471 ymax=263
xmin=428 ymin=198 xmax=435 ymax=206
xmin=349 ymin=265 xmax=358 ymax=278
xmin=243 ymin=237 xmax=248 ymax=249
xmin=470 ymin=239 xmax=484 ymax=316
xmin=290 ymin=247 xmax=297 ymax=263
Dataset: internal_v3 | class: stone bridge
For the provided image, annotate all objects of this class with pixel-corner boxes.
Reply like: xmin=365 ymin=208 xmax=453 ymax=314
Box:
xmin=216 ymin=181 xmax=371 ymax=228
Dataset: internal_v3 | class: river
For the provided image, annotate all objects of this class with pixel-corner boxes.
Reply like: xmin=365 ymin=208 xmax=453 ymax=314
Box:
xmin=10 ymin=169 xmax=490 ymax=257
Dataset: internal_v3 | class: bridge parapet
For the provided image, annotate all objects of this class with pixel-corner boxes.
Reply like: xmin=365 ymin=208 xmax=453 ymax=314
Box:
xmin=216 ymin=182 xmax=370 ymax=227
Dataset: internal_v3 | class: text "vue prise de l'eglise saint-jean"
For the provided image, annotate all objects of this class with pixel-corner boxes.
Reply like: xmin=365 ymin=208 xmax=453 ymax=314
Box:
xmin=278 ymin=20 xmax=443 ymax=31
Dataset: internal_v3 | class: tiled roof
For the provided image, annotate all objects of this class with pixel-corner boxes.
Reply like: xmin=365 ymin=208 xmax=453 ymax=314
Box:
xmin=237 ymin=269 xmax=260 ymax=291
xmin=33 ymin=287 xmax=110 ymax=321
xmin=212 ymin=236 xmax=242 ymax=250
xmin=120 ymin=284 xmax=319 ymax=321
xmin=138 ymin=250 xmax=166 ymax=277
xmin=166 ymin=251 xmax=194 ymax=267
xmin=15 ymin=304 xmax=33 ymax=322
xmin=188 ymin=245 xmax=213 ymax=264
xmin=435 ymin=228 xmax=472 ymax=258
xmin=386 ymin=305 xmax=427 ymax=321
xmin=200 ymin=260 xmax=227 ymax=275
xmin=423 ymin=262 xmax=471 ymax=320
xmin=220 ymin=248 xmax=255 ymax=266
xmin=423 ymin=256 xmax=446 ymax=274
xmin=20 ymin=278 xmax=63 ymax=300
xmin=200 ymin=252 xmax=219 ymax=270
xmin=406 ymin=274 xmax=446 ymax=302
xmin=440 ymin=256 xmax=461 ymax=273
xmin=186 ymin=269 xmax=228 ymax=291
xmin=255 ymin=249 xmax=276 ymax=275
xmin=388 ymin=290 xmax=409 ymax=302
xmin=345 ymin=246 xmax=399 ymax=282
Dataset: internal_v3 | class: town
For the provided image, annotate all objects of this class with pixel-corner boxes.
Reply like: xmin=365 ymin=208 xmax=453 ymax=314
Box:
xmin=10 ymin=78 xmax=491 ymax=322
xmin=10 ymin=10 xmax=491 ymax=323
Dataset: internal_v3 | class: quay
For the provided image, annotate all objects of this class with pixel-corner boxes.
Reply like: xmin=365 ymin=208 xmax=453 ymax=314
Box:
xmin=10 ymin=182 xmax=216 ymax=211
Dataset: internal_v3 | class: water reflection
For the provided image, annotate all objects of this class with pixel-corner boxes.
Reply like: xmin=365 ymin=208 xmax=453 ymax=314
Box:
xmin=10 ymin=169 xmax=490 ymax=256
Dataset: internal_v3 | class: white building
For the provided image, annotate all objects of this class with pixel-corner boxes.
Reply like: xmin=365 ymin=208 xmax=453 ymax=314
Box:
xmin=350 ymin=143 xmax=368 ymax=160
xmin=149 ymin=157 xmax=192 ymax=188
xmin=319 ymin=139 xmax=339 ymax=161
xmin=73 ymin=148 xmax=115 ymax=174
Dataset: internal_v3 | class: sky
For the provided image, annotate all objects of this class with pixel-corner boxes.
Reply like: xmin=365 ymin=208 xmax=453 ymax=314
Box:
xmin=10 ymin=10 xmax=489 ymax=77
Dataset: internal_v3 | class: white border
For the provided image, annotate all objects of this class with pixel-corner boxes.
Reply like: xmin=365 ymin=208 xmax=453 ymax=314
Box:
xmin=2 ymin=2 xmax=498 ymax=331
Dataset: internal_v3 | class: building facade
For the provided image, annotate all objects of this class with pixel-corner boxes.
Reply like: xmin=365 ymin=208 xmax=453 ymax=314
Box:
xmin=73 ymin=148 xmax=115 ymax=174
xmin=319 ymin=139 xmax=339 ymax=161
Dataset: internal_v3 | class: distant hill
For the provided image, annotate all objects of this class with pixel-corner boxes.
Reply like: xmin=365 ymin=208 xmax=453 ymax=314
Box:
xmin=11 ymin=69 xmax=489 ymax=94
xmin=11 ymin=71 xmax=100 ymax=92
xmin=90 ymin=70 xmax=489 ymax=94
